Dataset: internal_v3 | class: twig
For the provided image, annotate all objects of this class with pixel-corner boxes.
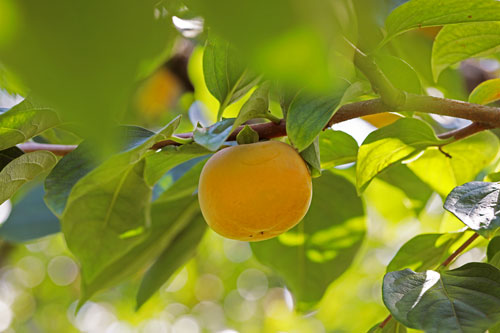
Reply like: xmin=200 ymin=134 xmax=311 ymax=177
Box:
xmin=17 ymin=95 xmax=500 ymax=155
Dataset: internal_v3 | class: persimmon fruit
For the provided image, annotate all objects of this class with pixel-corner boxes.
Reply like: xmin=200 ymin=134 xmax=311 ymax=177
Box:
xmin=198 ymin=141 xmax=312 ymax=241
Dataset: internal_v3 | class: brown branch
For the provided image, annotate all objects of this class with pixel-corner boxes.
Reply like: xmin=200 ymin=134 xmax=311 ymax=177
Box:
xmin=17 ymin=94 xmax=500 ymax=155
xmin=380 ymin=232 xmax=480 ymax=329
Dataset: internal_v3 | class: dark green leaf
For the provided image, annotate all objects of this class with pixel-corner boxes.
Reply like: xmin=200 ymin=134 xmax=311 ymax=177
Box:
xmin=236 ymin=125 xmax=259 ymax=145
xmin=385 ymin=0 xmax=500 ymax=40
xmin=0 ymin=99 xmax=60 ymax=150
xmin=444 ymin=181 xmax=500 ymax=238
xmin=287 ymin=87 xmax=347 ymax=152
xmin=433 ymin=23 xmax=500 ymax=80
xmin=252 ymin=171 xmax=365 ymax=305
xmin=387 ymin=232 xmax=464 ymax=273
xmin=319 ymin=129 xmax=358 ymax=168
xmin=488 ymin=236 xmax=500 ymax=269
xmin=203 ymin=34 xmax=259 ymax=109
xmin=357 ymin=118 xmax=445 ymax=193
xmin=136 ymin=216 xmax=207 ymax=309
xmin=0 ymin=185 xmax=60 ymax=243
xmin=299 ymin=137 xmax=321 ymax=178
xmin=383 ymin=263 xmax=500 ymax=332
xmin=0 ymin=151 xmax=57 ymax=205
xmin=0 ymin=146 xmax=24 ymax=171
xmin=408 ymin=131 xmax=500 ymax=196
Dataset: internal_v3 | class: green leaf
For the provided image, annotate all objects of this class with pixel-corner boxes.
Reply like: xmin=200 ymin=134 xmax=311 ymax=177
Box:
xmin=61 ymin=118 xmax=181 ymax=284
xmin=356 ymin=118 xmax=445 ymax=193
xmin=287 ymin=87 xmax=347 ymax=152
xmin=385 ymin=0 xmax=500 ymax=40
xmin=444 ymin=181 xmax=500 ymax=238
xmin=469 ymin=78 xmax=500 ymax=105
xmin=0 ymin=185 xmax=60 ymax=243
xmin=387 ymin=232 xmax=464 ymax=273
xmin=368 ymin=318 xmax=407 ymax=333
xmin=383 ymin=263 xmax=500 ymax=332
xmin=203 ymin=34 xmax=259 ymax=113
xmin=144 ymin=144 xmax=210 ymax=186
xmin=487 ymin=236 xmax=500 ymax=269
xmin=251 ymin=171 xmax=365 ymax=305
xmin=193 ymin=83 xmax=274 ymax=151
xmin=432 ymin=22 xmax=500 ymax=80
xmin=136 ymin=216 xmax=207 ymax=309
xmin=299 ymin=137 xmax=321 ymax=178
xmin=377 ymin=164 xmax=433 ymax=214
xmin=375 ymin=55 xmax=422 ymax=94
xmin=0 ymin=99 xmax=60 ymax=150
xmin=0 ymin=146 xmax=24 ymax=171
xmin=0 ymin=151 xmax=57 ymax=205
xmin=45 ymin=126 xmax=156 ymax=216
xmin=408 ymin=131 xmax=500 ymax=196
xmin=81 ymin=197 xmax=201 ymax=304
xmin=236 ymin=125 xmax=259 ymax=145
xmin=319 ymin=129 xmax=358 ymax=168
xmin=193 ymin=118 xmax=236 ymax=151
xmin=0 ymin=0 xmax=176 ymax=146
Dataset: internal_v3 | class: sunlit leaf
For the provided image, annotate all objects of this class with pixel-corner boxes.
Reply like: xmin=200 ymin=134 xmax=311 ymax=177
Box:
xmin=385 ymin=0 xmax=500 ymax=40
xmin=432 ymin=22 xmax=500 ymax=80
xmin=356 ymin=118 xmax=445 ymax=193
xmin=0 ymin=151 xmax=57 ymax=205
xmin=408 ymin=131 xmax=500 ymax=196
xmin=383 ymin=263 xmax=500 ymax=332
xmin=469 ymin=78 xmax=500 ymax=105
xmin=319 ymin=129 xmax=358 ymax=168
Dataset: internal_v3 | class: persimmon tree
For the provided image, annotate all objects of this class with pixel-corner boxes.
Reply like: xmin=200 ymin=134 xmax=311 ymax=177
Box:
xmin=1 ymin=0 xmax=500 ymax=331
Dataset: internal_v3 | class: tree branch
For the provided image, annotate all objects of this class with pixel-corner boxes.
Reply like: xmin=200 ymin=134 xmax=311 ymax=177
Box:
xmin=17 ymin=94 xmax=500 ymax=156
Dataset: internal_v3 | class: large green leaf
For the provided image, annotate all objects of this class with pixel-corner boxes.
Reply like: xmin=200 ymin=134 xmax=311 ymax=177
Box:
xmin=0 ymin=185 xmax=60 ymax=243
xmin=251 ymin=171 xmax=365 ymax=305
xmin=408 ymin=131 xmax=500 ymax=197
xmin=375 ymin=54 xmax=422 ymax=94
xmin=488 ymin=236 xmax=500 ymax=269
xmin=0 ymin=0 xmax=176 ymax=145
xmin=356 ymin=118 xmax=445 ymax=193
xmin=136 ymin=216 xmax=207 ymax=309
xmin=444 ymin=181 xmax=500 ymax=238
xmin=387 ymin=232 xmax=465 ymax=273
xmin=0 ymin=151 xmax=57 ymax=205
xmin=432 ymin=22 xmax=500 ymax=80
xmin=0 ymin=99 xmax=60 ymax=150
xmin=319 ymin=129 xmax=359 ymax=168
xmin=383 ymin=263 xmax=500 ymax=332
xmin=61 ymin=118 xmax=181 ymax=284
xmin=287 ymin=87 xmax=348 ymax=152
xmin=385 ymin=0 xmax=500 ymax=40
xmin=469 ymin=78 xmax=500 ymax=105
xmin=45 ymin=126 xmax=156 ymax=216
xmin=203 ymin=34 xmax=259 ymax=113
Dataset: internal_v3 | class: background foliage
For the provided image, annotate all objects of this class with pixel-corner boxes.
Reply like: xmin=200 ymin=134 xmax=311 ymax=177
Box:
xmin=1 ymin=0 xmax=500 ymax=332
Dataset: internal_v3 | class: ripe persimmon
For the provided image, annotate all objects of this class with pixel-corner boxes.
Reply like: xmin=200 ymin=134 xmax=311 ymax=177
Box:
xmin=198 ymin=141 xmax=312 ymax=241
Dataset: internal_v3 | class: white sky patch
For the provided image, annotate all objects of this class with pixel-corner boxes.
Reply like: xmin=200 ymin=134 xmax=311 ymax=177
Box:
xmin=0 ymin=200 xmax=12 ymax=226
